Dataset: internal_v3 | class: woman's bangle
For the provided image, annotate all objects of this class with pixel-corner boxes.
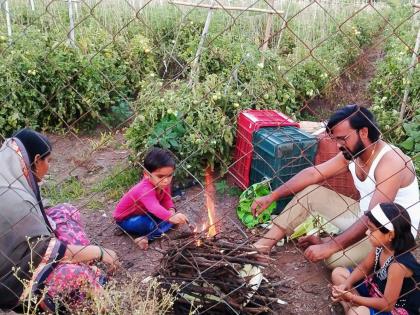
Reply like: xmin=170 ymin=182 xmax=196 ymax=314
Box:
xmin=98 ymin=246 xmax=104 ymax=262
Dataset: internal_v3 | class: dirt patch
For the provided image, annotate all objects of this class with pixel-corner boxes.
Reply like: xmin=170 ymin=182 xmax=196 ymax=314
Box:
xmin=306 ymin=35 xmax=385 ymax=119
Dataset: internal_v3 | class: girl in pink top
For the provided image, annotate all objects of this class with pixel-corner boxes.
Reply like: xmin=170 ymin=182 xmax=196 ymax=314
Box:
xmin=113 ymin=147 xmax=188 ymax=249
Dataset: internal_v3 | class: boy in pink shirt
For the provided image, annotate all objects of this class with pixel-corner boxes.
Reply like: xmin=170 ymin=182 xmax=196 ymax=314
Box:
xmin=113 ymin=147 xmax=188 ymax=249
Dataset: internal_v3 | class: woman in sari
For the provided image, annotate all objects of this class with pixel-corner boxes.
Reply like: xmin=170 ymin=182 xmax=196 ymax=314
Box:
xmin=0 ymin=129 xmax=119 ymax=313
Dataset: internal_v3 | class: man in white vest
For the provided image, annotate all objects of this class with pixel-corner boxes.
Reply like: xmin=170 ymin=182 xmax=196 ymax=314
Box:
xmin=251 ymin=104 xmax=419 ymax=268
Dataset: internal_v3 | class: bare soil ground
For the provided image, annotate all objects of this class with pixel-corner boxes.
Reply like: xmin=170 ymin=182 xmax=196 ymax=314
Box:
xmin=307 ymin=35 xmax=386 ymax=119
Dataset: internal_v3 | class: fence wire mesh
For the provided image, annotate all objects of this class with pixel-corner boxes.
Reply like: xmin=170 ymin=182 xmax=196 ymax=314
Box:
xmin=0 ymin=0 xmax=419 ymax=314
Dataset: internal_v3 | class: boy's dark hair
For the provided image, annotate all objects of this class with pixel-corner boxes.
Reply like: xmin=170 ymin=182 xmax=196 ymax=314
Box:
xmin=144 ymin=147 xmax=176 ymax=173
xmin=366 ymin=203 xmax=416 ymax=255
xmin=326 ymin=104 xmax=381 ymax=142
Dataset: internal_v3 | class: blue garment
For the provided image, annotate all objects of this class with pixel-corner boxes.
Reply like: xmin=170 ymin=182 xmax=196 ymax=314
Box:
xmin=353 ymin=281 xmax=391 ymax=315
xmin=117 ymin=214 xmax=173 ymax=240
xmin=348 ymin=247 xmax=420 ymax=315
xmin=372 ymin=247 xmax=420 ymax=315
xmin=347 ymin=269 xmax=392 ymax=315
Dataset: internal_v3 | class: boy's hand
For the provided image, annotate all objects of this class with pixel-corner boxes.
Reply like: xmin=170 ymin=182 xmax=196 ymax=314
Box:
xmin=168 ymin=208 xmax=176 ymax=216
xmin=169 ymin=213 xmax=188 ymax=225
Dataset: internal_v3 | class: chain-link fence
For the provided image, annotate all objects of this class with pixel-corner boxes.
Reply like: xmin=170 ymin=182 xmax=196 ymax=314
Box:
xmin=0 ymin=0 xmax=419 ymax=314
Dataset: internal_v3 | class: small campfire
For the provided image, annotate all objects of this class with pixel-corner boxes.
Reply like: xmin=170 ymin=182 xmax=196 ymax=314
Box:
xmin=154 ymin=234 xmax=285 ymax=314
xmin=154 ymin=168 xmax=287 ymax=314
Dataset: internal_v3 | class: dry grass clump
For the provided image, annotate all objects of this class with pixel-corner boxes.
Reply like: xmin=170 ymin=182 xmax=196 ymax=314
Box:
xmin=8 ymin=273 xmax=176 ymax=315
xmin=89 ymin=276 xmax=175 ymax=315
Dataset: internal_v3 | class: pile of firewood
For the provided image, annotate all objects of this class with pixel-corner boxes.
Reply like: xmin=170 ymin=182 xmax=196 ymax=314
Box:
xmin=154 ymin=234 xmax=287 ymax=314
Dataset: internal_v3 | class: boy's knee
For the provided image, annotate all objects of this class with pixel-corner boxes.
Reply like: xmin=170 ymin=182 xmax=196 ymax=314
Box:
xmin=331 ymin=266 xmax=349 ymax=284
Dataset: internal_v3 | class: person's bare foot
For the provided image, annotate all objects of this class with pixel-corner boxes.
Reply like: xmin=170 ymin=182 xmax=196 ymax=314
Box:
xmin=134 ymin=236 xmax=149 ymax=250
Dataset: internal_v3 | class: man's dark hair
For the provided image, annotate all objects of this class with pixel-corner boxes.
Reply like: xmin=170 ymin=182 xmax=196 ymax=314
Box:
xmin=366 ymin=203 xmax=416 ymax=255
xmin=326 ymin=104 xmax=381 ymax=142
xmin=144 ymin=147 xmax=176 ymax=173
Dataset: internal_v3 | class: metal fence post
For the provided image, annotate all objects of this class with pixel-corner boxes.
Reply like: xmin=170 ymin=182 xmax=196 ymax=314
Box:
xmin=3 ymin=0 xmax=12 ymax=43
xmin=29 ymin=0 xmax=35 ymax=11
xmin=67 ymin=0 xmax=76 ymax=47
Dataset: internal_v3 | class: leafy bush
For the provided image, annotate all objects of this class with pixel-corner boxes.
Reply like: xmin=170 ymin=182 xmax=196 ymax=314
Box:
xmin=1 ymin=3 xmax=388 ymax=179
xmin=370 ymin=3 xmax=419 ymax=169
xmin=126 ymin=75 xmax=237 ymax=179
xmin=123 ymin=6 xmax=386 ymax=181
xmin=0 ymin=26 xmax=154 ymax=135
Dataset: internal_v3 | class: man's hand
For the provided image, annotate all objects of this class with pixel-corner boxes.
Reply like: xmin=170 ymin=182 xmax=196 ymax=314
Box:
xmin=251 ymin=194 xmax=274 ymax=217
xmin=297 ymin=234 xmax=323 ymax=249
xmin=304 ymin=242 xmax=338 ymax=262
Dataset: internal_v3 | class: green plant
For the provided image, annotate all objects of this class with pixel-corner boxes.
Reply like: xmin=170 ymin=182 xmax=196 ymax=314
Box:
xmin=400 ymin=115 xmax=420 ymax=153
xmin=92 ymin=166 xmax=139 ymax=201
xmin=42 ymin=177 xmax=85 ymax=205
xmin=103 ymin=100 xmax=133 ymax=128
xmin=147 ymin=113 xmax=186 ymax=150
xmin=0 ymin=1 xmax=387 ymax=136
xmin=369 ymin=3 xmax=419 ymax=171
xmin=399 ymin=112 xmax=420 ymax=171
xmin=88 ymin=132 xmax=115 ymax=151
xmin=215 ymin=179 xmax=242 ymax=197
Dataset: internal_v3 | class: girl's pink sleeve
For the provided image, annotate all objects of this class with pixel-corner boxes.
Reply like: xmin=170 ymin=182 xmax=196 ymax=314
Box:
xmin=136 ymin=185 xmax=172 ymax=221
xmin=160 ymin=186 xmax=175 ymax=210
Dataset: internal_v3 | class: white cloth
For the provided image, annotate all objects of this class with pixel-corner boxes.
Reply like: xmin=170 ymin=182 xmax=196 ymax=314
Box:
xmin=349 ymin=144 xmax=419 ymax=237
xmin=370 ymin=204 xmax=394 ymax=231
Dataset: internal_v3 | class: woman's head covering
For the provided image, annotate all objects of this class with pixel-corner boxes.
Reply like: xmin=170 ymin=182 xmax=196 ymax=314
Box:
xmin=12 ymin=128 xmax=52 ymax=167
xmin=0 ymin=135 xmax=56 ymax=309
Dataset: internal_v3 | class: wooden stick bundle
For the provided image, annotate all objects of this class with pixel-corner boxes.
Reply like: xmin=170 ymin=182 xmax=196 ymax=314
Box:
xmin=154 ymin=234 xmax=286 ymax=314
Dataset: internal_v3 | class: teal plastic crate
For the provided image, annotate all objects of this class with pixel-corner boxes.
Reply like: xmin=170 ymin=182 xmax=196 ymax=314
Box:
xmin=250 ymin=126 xmax=318 ymax=214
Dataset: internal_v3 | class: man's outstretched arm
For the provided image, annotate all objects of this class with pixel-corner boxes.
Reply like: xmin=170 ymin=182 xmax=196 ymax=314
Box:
xmin=304 ymin=152 xmax=404 ymax=262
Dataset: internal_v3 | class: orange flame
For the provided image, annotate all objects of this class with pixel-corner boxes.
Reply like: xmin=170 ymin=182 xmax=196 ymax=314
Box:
xmin=204 ymin=166 xmax=217 ymax=238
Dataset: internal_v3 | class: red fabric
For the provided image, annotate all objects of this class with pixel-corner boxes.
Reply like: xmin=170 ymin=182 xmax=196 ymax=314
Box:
xmin=113 ymin=177 xmax=174 ymax=222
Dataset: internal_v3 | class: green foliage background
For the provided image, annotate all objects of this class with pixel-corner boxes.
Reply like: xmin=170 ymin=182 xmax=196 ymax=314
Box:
xmin=1 ymin=1 xmax=417 ymax=177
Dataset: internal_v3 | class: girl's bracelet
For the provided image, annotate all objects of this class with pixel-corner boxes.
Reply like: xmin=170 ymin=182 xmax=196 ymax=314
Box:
xmin=98 ymin=246 xmax=104 ymax=262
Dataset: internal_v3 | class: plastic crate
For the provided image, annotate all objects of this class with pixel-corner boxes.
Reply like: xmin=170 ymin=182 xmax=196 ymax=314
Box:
xmin=315 ymin=132 xmax=360 ymax=200
xmin=250 ymin=126 xmax=318 ymax=213
xmin=229 ymin=110 xmax=299 ymax=189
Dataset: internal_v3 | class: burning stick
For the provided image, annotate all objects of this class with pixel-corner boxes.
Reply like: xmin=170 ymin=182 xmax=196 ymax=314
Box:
xmin=184 ymin=218 xmax=196 ymax=232
xmin=204 ymin=165 xmax=217 ymax=238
